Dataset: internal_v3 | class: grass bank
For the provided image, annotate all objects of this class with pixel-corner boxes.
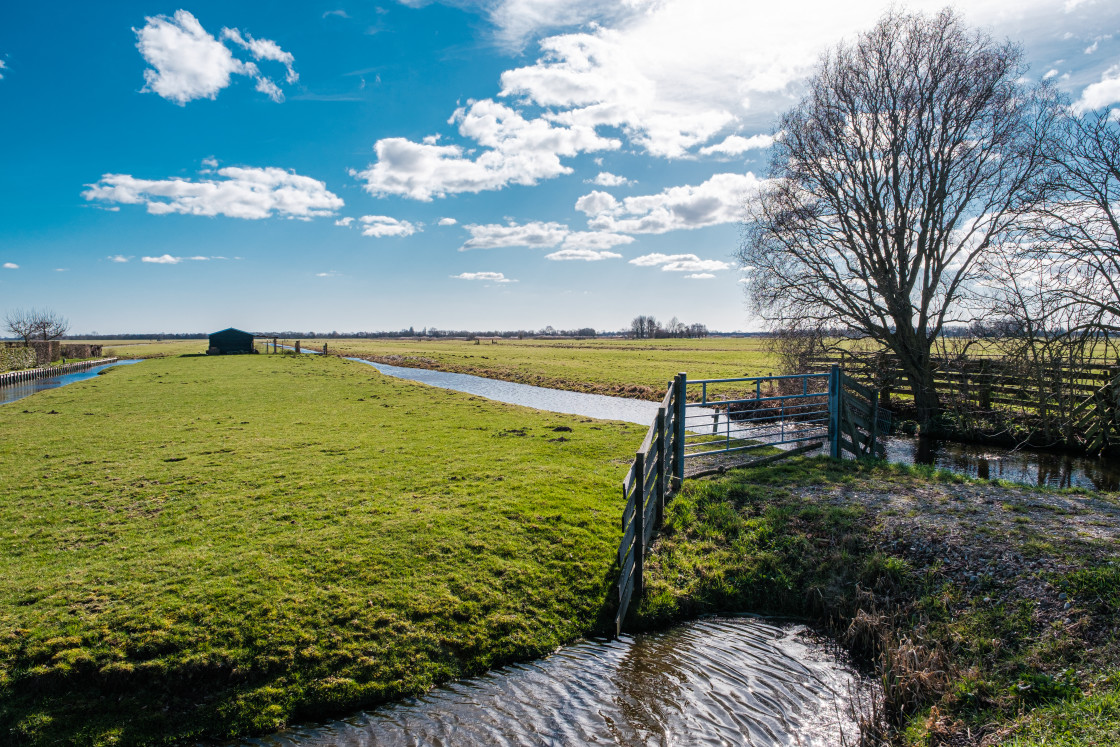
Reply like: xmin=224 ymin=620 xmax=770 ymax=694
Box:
xmin=0 ymin=353 xmax=640 ymax=745
xmin=329 ymin=337 xmax=780 ymax=400
xmin=631 ymin=457 xmax=1120 ymax=744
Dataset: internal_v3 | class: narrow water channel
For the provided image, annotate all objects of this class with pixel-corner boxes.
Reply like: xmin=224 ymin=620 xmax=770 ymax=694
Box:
xmin=0 ymin=359 xmax=142 ymax=406
xmin=234 ymin=616 xmax=863 ymax=747
xmin=349 ymin=358 xmax=1118 ymax=490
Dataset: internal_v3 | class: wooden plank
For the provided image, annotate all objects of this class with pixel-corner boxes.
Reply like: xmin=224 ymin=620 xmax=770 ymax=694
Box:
xmin=616 ymin=566 xmax=635 ymax=635
xmin=622 ymin=465 xmax=635 ymax=496
xmin=618 ymin=522 xmax=635 ymax=566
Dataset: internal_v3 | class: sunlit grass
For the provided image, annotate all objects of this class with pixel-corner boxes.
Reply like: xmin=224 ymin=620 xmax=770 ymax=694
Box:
xmin=0 ymin=353 xmax=640 ymax=745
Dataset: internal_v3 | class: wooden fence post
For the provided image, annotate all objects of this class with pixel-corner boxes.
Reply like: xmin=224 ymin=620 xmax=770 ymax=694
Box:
xmin=633 ymin=451 xmax=645 ymax=597
xmin=655 ymin=407 xmax=666 ymax=527
xmin=829 ymin=364 xmax=842 ymax=459
xmin=674 ymin=373 xmax=686 ymax=487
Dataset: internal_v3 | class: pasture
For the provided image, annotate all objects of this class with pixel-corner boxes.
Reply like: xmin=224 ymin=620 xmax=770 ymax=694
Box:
xmin=0 ymin=353 xmax=640 ymax=744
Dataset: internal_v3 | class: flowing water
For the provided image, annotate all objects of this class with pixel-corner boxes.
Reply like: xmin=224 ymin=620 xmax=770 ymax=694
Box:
xmin=0 ymin=359 xmax=142 ymax=405
xmin=234 ymin=616 xmax=863 ymax=747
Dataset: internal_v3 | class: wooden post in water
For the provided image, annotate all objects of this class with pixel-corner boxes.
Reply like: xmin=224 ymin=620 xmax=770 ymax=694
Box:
xmin=633 ymin=451 xmax=645 ymax=597
xmin=295 ymin=341 xmax=301 ymax=354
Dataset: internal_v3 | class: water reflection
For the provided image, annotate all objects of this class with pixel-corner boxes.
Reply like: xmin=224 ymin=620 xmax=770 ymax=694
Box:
xmin=234 ymin=617 xmax=861 ymax=747
xmin=0 ymin=360 xmax=142 ymax=405
xmin=884 ymin=436 xmax=1119 ymax=491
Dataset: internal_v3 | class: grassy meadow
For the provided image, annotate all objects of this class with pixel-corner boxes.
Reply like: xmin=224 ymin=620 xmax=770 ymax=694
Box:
xmin=0 ymin=352 xmax=641 ymax=744
xmin=329 ymin=336 xmax=781 ymax=399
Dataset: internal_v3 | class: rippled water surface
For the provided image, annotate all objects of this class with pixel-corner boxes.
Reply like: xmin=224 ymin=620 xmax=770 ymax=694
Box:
xmin=0 ymin=359 xmax=142 ymax=405
xmin=237 ymin=617 xmax=862 ymax=747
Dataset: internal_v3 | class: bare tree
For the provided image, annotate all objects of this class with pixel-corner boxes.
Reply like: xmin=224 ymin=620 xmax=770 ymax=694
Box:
xmin=738 ymin=8 xmax=1056 ymax=423
xmin=33 ymin=309 xmax=69 ymax=342
xmin=5 ymin=308 xmax=37 ymax=345
xmin=1020 ymin=108 xmax=1120 ymax=338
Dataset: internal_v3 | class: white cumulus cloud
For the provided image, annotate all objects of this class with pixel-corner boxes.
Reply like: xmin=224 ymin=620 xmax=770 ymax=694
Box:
xmin=142 ymin=254 xmax=183 ymax=264
xmin=107 ymin=255 xmax=131 ymax=263
xmin=685 ymin=272 xmax=716 ymax=279
xmin=359 ymin=215 xmax=419 ymax=237
xmin=559 ymin=231 xmax=634 ymax=250
xmin=587 ymin=171 xmax=633 ymax=186
xmin=83 ymin=166 xmax=344 ymax=219
xmin=453 ymin=271 xmax=516 ymax=282
xmin=629 ymin=253 xmax=730 ymax=272
xmin=335 ymin=216 xmax=355 ymax=226
xmin=353 ymin=99 xmax=618 ymax=200
xmin=1074 ymin=63 xmax=1120 ymax=112
xmin=699 ymin=133 xmax=775 ymax=156
xmin=460 ymin=220 xmax=569 ymax=250
xmin=135 ymin=10 xmax=297 ymax=105
xmin=2 ymin=262 xmax=17 ymax=269
xmin=438 ymin=217 xmax=458 ymax=226
xmin=577 ymin=172 xmax=761 ymax=234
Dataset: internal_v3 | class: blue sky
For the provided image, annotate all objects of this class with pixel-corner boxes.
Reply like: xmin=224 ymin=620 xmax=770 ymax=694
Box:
xmin=2 ymin=0 xmax=1119 ymax=334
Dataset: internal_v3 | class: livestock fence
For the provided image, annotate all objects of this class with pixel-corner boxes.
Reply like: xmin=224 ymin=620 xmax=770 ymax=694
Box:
xmin=0 ymin=357 xmax=120 ymax=387
xmin=805 ymin=350 xmax=1120 ymax=453
xmin=615 ymin=365 xmax=889 ymax=633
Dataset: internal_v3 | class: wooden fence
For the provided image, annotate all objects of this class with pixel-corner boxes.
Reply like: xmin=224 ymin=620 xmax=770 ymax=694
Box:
xmin=614 ymin=366 xmax=884 ymax=634
xmin=616 ymin=381 xmax=678 ymax=635
xmin=0 ymin=357 xmax=120 ymax=387
xmin=806 ymin=351 xmax=1120 ymax=452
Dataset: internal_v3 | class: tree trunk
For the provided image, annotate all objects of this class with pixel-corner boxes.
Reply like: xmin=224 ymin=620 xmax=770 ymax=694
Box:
xmin=895 ymin=344 xmax=941 ymax=426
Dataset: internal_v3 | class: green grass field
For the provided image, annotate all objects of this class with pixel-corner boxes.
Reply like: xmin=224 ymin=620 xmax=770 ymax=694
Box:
xmin=329 ymin=337 xmax=781 ymax=399
xmin=0 ymin=353 xmax=641 ymax=745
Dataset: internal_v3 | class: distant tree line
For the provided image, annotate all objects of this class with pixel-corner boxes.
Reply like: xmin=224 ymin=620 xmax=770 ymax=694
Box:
xmin=627 ymin=316 xmax=709 ymax=339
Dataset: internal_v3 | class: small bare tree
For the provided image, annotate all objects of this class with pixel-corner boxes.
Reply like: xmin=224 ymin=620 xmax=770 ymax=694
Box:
xmin=5 ymin=308 xmax=69 ymax=345
xmin=33 ymin=309 xmax=69 ymax=342
xmin=5 ymin=308 xmax=37 ymax=345
xmin=738 ymin=8 xmax=1057 ymax=424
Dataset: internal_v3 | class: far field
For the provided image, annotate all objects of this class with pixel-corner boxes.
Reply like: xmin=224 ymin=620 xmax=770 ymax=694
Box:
xmin=102 ymin=337 xmax=786 ymax=400
xmin=0 ymin=353 xmax=640 ymax=745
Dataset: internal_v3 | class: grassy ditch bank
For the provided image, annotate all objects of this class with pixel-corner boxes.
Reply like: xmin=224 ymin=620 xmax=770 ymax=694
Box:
xmin=631 ymin=458 xmax=1120 ymax=745
xmin=0 ymin=353 xmax=640 ymax=745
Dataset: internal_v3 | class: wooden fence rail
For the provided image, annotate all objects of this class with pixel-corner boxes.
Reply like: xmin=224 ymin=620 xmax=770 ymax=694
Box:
xmin=0 ymin=357 xmax=120 ymax=388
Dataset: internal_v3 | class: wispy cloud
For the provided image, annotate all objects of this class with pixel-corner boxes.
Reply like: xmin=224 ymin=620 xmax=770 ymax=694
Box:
xmin=107 ymin=255 xmax=131 ymax=263
xmin=452 ymin=271 xmax=516 ymax=283
xmin=545 ymin=248 xmax=622 ymax=261
xmin=2 ymin=262 xmax=17 ymax=269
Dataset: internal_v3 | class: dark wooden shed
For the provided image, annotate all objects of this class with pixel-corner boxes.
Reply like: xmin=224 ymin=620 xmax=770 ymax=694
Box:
xmin=207 ymin=328 xmax=256 ymax=355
